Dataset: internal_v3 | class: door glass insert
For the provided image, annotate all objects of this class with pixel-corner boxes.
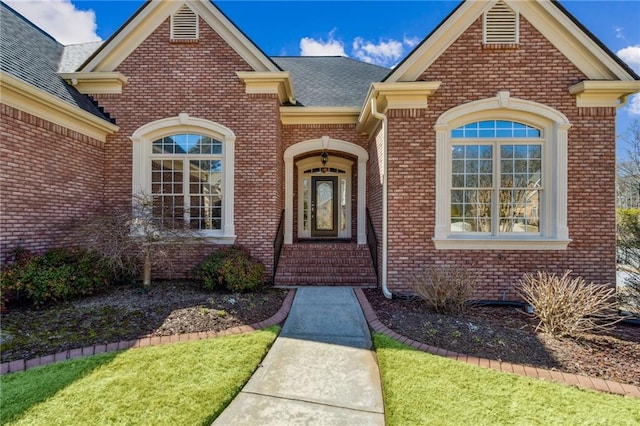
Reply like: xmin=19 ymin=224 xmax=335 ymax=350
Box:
xmin=340 ymin=178 xmax=347 ymax=231
xmin=303 ymin=178 xmax=309 ymax=231
xmin=316 ymin=181 xmax=334 ymax=231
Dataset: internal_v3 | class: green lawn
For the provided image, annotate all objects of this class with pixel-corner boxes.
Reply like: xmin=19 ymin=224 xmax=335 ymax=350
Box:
xmin=374 ymin=333 xmax=640 ymax=426
xmin=1 ymin=327 xmax=279 ymax=425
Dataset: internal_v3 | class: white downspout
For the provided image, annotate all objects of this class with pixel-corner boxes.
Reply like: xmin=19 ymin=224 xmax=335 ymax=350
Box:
xmin=370 ymin=98 xmax=393 ymax=299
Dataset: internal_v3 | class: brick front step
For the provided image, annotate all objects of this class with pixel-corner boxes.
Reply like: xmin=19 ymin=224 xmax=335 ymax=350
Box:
xmin=274 ymin=242 xmax=377 ymax=287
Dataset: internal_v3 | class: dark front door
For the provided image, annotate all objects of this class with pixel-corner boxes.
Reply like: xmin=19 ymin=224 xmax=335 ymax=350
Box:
xmin=311 ymin=176 xmax=339 ymax=237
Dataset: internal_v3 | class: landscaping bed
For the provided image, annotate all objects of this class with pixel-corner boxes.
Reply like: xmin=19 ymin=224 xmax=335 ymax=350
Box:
xmin=0 ymin=281 xmax=287 ymax=364
xmin=365 ymin=289 xmax=640 ymax=387
xmin=3 ymin=283 xmax=639 ymax=389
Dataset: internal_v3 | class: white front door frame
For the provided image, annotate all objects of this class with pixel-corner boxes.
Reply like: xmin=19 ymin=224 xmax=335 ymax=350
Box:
xmin=284 ymin=136 xmax=369 ymax=245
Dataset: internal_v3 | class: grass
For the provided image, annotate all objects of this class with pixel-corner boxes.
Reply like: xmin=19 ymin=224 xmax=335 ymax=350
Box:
xmin=1 ymin=327 xmax=279 ymax=425
xmin=374 ymin=333 xmax=640 ymax=426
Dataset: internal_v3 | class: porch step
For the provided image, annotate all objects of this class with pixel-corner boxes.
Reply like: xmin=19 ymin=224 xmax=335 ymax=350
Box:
xmin=274 ymin=243 xmax=378 ymax=287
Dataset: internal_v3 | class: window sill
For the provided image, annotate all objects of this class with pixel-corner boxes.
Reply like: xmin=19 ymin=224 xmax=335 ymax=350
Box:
xmin=432 ymin=237 xmax=571 ymax=251
xmin=130 ymin=233 xmax=236 ymax=245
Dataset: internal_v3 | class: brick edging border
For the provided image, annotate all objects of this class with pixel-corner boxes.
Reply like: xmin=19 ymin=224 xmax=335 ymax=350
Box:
xmin=353 ymin=288 xmax=640 ymax=399
xmin=0 ymin=289 xmax=296 ymax=376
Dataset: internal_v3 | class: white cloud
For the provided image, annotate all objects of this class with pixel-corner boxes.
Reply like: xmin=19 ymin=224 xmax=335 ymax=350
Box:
xmin=300 ymin=29 xmax=346 ymax=57
xmin=627 ymin=95 xmax=640 ymax=116
xmin=403 ymin=35 xmax=421 ymax=48
xmin=617 ymin=45 xmax=640 ymax=117
xmin=615 ymin=26 xmax=625 ymax=40
xmin=352 ymin=37 xmax=404 ymax=66
xmin=5 ymin=0 xmax=101 ymax=45
xmin=618 ymin=45 xmax=640 ymax=74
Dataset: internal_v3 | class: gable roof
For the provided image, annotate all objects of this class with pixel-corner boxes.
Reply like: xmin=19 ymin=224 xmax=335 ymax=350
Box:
xmin=386 ymin=0 xmax=640 ymax=83
xmin=79 ymin=0 xmax=280 ymax=73
xmin=272 ymin=57 xmax=389 ymax=107
xmin=0 ymin=2 xmax=110 ymax=120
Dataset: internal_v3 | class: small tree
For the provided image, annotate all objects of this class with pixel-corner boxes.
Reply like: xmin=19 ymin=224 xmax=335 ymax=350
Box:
xmin=73 ymin=193 xmax=196 ymax=290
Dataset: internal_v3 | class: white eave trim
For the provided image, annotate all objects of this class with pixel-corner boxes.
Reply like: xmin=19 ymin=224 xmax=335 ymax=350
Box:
xmin=236 ymin=71 xmax=295 ymax=105
xmin=1 ymin=71 xmax=119 ymax=142
xmin=280 ymin=107 xmax=360 ymax=125
xmin=569 ymin=80 xmax=640 ymax=108
xmin=357 ymin=81 xmax=441 ymax=135
xmin=59 ymin=72 xmax=128 ymax=94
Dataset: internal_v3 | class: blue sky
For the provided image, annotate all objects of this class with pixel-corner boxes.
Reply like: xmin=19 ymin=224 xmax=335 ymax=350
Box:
xmin=5 ymin=0 xmax=640 ymax=151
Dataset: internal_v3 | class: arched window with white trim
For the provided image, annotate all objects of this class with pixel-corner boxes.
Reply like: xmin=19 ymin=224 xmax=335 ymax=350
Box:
xmin=433 ymin=92 xmax=571 ymax=250
xmin=131 ymin=114 xmax=235 ymax=243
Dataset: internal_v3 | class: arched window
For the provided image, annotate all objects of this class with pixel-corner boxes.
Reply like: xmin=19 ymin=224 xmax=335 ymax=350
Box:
xmin=433 ymin=92 xmax=571 ymax=250
xmin=131 ymin=114 xmax=235 ymax=243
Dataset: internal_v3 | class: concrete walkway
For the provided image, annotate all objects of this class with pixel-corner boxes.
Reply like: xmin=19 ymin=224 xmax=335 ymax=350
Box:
xmin=213 ymin=287 xmax=385 ymax=425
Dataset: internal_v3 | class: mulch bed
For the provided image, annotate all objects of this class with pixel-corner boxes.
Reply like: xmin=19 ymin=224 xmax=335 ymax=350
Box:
xmin=3 ymin=283 xmax=639 ymax=389
xmin=364 ymin=289 xmax=640 ymax=387
xmin=0 ymin=281 xmax=288 ymax=364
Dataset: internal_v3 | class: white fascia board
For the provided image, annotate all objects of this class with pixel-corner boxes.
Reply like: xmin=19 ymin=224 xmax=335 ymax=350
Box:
xmin=81 ymin=1 xmax=278 ymax=73
xmin=280 ymin=107 xmax=360 ymax=125
xmin=386 ymin=1 xmax=494 ymax=83
xmin=509 ymin=0 xmax=637 ymax=81
xmin=1 ymin=71 xmax=119 ymax=142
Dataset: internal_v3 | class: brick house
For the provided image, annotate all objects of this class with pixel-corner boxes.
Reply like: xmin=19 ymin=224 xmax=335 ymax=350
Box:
xmin=2 ymin=0 xmax=639 ymax=300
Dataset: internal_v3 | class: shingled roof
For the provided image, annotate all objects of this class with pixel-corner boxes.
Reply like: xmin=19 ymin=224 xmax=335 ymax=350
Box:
xmin=0 ymin=3 xmax=110 ymax=121
xmin=272 ymin=57 xmax=389 ymax=107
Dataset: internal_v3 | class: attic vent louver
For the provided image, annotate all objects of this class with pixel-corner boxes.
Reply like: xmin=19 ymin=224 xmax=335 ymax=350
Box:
xmin=483 ymin=1 xmax=518 ymax=44
xmin=171 ymin=4 xmax=199 ymax=42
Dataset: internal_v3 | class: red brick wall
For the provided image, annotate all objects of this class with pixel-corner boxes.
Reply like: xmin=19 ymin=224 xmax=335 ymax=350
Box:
xmin=383 ymin=16 xmax=617 ymax=299
xmin=0 ymin=104 xmax=105 ymax=260
xmin=92 ymin=17 xmax=282 ymax=278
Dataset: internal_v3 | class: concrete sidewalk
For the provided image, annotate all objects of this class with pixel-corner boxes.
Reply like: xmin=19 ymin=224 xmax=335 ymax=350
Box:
xmin=213 ymin=287 xmax=385 ymax=425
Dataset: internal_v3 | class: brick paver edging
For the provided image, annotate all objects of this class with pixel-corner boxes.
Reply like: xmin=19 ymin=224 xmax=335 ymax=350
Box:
xmin=353 ymin=288 xmax=640 ymax=399
xmin=0 ymin=289 xmax=296 ymax=376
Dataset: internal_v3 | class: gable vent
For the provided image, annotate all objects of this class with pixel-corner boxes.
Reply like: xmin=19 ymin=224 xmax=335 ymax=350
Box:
xmin=483 ymin=1 xmax=518 ymax=44
xmin=171 ymin=4 xmax=199 ymax=42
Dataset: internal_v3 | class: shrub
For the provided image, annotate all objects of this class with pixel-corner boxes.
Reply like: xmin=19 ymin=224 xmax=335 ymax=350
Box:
xmin=0 ymin=247 xmax=111 ymax=309
xmin=517 ymin=270 xmax=620 ymax=338
xmin=192 ymin=246 xmax=265 ymax=293
xmin=409 ymin=265 xmax=477 ymax=314
xmin=618 ymin=268 xmax=640 ymax=316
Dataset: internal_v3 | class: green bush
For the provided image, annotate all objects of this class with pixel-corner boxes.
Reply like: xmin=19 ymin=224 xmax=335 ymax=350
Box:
xmin=1 ymin=247 xmax=111 ymax=309
xmin=192 ymin=246 xmax=265 ymax=293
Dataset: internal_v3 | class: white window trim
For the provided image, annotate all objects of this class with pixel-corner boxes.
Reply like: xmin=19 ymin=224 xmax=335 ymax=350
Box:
xmin=296 ymin=156 xmax=353 ymax=240
xmin=433 ymin=91 xmax=572 ymax=250
xmin=130 ymin=113 xmax=236 ymax=244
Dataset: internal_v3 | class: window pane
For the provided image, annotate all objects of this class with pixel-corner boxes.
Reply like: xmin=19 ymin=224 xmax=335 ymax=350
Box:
xmin=452 ymin=121 xmax=541 ymax=139
xmin=499 ymin=189 xmax=540 ymax=233
xmin=498 ymin=144 xmax=542 ymax=234
xmin=189 ymin=159 xmax=222 ymax=230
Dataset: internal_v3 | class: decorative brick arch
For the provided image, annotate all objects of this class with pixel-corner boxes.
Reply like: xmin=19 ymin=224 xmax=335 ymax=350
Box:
xmin=284 ymin=136 xmax=369 ymax=244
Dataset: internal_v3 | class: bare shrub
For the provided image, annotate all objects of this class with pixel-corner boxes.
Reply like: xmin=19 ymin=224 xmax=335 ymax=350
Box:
xmin=618 ymin=266 xmax=640 ymax=316
xmin=409 ymin=266 xmax=477 ymax=314
xmin=517 ymin=270 xmax=621 ymax=337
